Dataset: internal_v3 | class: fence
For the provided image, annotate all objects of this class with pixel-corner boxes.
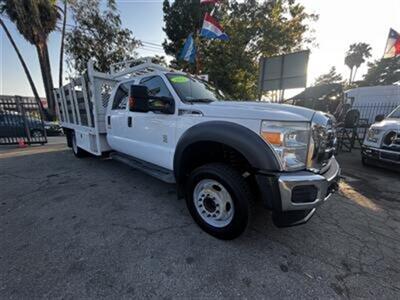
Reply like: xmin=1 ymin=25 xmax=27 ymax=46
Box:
xmin=0 ymin=95 xmax=47 ymax=145
xmin=352 ymin=102 xmax=399 ymax=126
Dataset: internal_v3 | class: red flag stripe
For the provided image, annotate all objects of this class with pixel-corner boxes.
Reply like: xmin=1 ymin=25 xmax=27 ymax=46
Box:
xmin=203 ymin=13 xmax=224 ymax=32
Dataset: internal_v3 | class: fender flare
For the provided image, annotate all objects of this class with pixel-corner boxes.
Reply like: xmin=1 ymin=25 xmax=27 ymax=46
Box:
xmin=173 ymin=121 xmax=281 ymax=183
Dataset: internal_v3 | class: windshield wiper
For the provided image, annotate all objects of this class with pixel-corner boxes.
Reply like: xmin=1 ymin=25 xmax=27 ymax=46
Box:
xmin=186 ymin=98 xmax=215 ymax=103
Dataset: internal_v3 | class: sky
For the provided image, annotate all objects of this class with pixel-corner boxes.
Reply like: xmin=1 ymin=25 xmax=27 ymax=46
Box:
xmin=1 ymin=0 xmax=399 ymax=98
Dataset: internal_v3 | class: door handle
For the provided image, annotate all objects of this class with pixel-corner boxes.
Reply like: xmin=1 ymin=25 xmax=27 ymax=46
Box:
xmin=107 ymin=116 xmax=111 ymax=126
xmin=127 ymin=116 xmax=132 ymax=127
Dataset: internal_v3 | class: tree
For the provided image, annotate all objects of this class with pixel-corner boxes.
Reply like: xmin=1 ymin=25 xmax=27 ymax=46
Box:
xmin=362 ymin=56 xmax=400 ymax=86
xmin=65 ymin=0 xmax=140 ymax=74
xmin=0 ymin=0 xmax=59 ymax=119
xmin=59 ymin=0 xmax=67 ymax=87
xmin=313 ymin=67 xmax=343 ymax=86
xmin=162 ymin=0 xmax=210 ymax=73
xmin=163 ymin=0 xmax=317 ymax=99
xmin=0 ymin=18 xmax=44 ymax=113
xmin=344 ymin=42 xmax=372 ymax=83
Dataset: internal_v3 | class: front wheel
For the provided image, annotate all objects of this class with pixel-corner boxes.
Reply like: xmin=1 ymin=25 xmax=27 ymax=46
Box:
xmin=31 ymin=130 xmax=44 ymax=138
xmin=185 ymin=163 xmax=251 ymax=240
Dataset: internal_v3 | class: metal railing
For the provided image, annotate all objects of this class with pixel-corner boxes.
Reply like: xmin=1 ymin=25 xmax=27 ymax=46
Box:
xmin=0 ymin=95 xmax=47 ymax=145
xmin=352 ymin=102 xmax=399 ymax=125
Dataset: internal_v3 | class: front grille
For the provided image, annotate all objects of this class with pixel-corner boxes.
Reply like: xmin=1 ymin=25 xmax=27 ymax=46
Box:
xmin=308 ymin=112 xmax=336 ymax=173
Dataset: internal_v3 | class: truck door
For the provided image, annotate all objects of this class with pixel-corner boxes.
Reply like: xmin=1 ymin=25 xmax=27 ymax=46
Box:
xmin=106 ymin=82 xmax=130 ymax=153
xmin=123 ymin=75 xmax=177 ymax=170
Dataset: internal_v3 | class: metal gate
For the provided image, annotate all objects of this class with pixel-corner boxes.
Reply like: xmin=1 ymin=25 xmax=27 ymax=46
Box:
xmin=0 ymin=95 xmax=47 ymax=145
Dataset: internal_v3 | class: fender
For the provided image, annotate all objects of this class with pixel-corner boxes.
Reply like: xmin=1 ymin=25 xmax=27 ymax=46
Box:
xmin=173 ymin=121 xmax=281 ymax=183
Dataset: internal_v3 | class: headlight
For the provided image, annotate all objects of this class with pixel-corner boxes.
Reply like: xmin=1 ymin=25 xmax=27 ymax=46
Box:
xmin=367 ymin=127 xmax=381 ymax=143
xmin=261 ymin=121 xmax=310 ymax=171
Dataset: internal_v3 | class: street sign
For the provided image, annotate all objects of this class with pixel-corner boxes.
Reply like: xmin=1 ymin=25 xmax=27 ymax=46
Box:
xmin=258 ymin=50 xmax=310 ymax=93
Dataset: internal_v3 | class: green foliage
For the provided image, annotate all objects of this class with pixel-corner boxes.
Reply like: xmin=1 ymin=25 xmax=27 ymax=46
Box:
xmin=163 ymin=0 xmax=317 ymax=99
xmin=313 ymin=67 xmax=343 ymax=86
xmin=65 ymin=0 xmax=140 ymax=73
xmin=361 ymin=56 xmax=400 ymax=86
xmin=344 ymin=42 xmax=372 ymax=83
xmin=0 ymin=0 xmax=59 ymax=45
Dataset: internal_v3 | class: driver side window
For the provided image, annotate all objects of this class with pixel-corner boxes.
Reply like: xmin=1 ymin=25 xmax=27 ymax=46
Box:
xmin=140 ymin=76 xmax=172 ymax=98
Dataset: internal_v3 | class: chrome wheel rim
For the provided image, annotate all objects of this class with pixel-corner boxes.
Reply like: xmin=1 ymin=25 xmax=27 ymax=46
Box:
xmin=32 ymin=131 xmax=43 ymax=138
xmin=193 ymin=179 xmax=234 ymax=228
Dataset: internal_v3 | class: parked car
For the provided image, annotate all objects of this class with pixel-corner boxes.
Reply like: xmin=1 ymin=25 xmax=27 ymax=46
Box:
xmin=0 ymin=114 xmax=45 ymax=139
xmin=362 ymin=105 xmax=400 ymax=169
xmin=44 ymin=121 xmax=63 ymax=136
xmin=54 ymin=60 xmax=341 ymax=240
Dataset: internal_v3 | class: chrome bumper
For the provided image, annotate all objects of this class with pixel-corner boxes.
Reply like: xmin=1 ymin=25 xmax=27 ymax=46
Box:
xmin=277 ymin=157 xmax=341 ymax=212
xmin=362 ymin=145 xmax=400 ymax=164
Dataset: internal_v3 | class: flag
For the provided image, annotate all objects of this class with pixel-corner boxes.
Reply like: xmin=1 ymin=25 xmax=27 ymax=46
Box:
xmin=200 ymin=13 xmax=229 ymax=41
xmin=200 ymin=0 xmax=220 ymax=4
xmin=179 ymin=34 xmax=196 ymax=63
xmin=383 ymin=28 xmax=400 ymax=58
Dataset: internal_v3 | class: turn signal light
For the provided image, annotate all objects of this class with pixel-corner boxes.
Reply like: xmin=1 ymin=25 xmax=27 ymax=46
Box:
xmin=261 ymin=132 xmax=282 ymax=146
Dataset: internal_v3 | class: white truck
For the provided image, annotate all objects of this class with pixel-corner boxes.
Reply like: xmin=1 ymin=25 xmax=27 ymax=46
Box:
xmin=362 ymin=105 xmax=400 ymax=169
xmin=54 ymin=59 xmax=340 ymax=239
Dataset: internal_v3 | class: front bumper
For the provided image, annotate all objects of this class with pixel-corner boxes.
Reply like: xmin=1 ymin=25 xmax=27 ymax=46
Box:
xmin=256 ymin=157 xmax=341 ymax=227
xmin=278 ymin=157 xmax=340 ymax=211
xmin=362 ymin=145 xmax=400 ymax=165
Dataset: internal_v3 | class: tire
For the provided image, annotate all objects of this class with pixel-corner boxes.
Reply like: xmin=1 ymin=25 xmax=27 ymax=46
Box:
xmin=71 ymin=131 xmax=87 ymax=158
xmin=185 ymin=163 xmax=252 ymax=240
xmin=31 ymin=130 xmax=44 ymax=138
xmin=361 ymin=155 xmax=368 ymax=166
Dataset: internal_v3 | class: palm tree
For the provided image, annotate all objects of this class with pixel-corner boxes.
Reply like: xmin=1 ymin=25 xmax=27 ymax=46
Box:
xmin=345 ymin=43 xmax=372 ymax=83
xmin=1 ymin=0 xmax=60 ymax=118
xmin=0 ymin=18 xmax=44 ymax=112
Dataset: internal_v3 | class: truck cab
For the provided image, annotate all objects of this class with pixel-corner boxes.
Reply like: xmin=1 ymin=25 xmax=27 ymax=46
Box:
xmin=55 ymin=59 xmax=340 ymax=239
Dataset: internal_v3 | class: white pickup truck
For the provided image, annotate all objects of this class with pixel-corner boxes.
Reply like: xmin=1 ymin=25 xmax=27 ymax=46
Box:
xmin=54 ymin=59 xmax=340 ymax=239
xmin=362 ymin=105 xmax=400 ymax=169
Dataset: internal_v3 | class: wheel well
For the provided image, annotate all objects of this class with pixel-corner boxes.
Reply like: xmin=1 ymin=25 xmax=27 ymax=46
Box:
xmin=177 ymin=141 xmax=257 ymax=188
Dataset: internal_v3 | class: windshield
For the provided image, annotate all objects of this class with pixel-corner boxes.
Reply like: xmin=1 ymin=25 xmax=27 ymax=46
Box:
xmin=387 ymin=105 xmax=400 ymax=119
xmin=166 ymin=73 xmax=228 ymax=102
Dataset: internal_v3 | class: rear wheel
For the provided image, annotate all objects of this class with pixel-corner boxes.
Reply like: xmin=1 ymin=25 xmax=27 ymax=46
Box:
xmin=71 ymin=131 xmax=87 ymax=158
xmin=185 ymin=163 xmax=251 ymax=240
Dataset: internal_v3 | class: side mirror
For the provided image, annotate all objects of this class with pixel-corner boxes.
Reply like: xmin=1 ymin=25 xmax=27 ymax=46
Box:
xmin=129 ymin=85 xmax=149 ymax=112
xmin=375 ymin=114 xmax=384 ymax=122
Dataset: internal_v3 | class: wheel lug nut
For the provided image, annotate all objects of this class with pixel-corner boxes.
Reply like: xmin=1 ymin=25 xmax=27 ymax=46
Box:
xmin=216 ymin=210 xmax=219 ymax=214
xmin=207 ymin=214 xmax=211 ymax=217
xmin=202 ymin=210 xmax=206 ymax=214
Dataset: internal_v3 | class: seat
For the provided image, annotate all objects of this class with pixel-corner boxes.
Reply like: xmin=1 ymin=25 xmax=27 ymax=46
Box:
xmin=337 ymin=109 xmax=360 ymax=152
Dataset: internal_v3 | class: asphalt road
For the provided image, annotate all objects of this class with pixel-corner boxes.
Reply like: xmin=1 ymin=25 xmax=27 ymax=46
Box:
xmin=0 ymin=137 xmax=399 ymax=299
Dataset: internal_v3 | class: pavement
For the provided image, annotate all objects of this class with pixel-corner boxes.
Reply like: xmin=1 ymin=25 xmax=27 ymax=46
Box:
xmin=0 ymin=137 xmax=399 ymax=299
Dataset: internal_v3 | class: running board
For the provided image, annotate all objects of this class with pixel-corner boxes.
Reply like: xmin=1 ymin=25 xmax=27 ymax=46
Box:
xmin=110 ymin=152 xmax=176 ymax=184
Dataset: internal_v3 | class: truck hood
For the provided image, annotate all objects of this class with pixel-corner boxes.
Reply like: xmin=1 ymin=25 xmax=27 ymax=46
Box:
xmin=371 ymin=119 xmax=400 ymax=130
xmin=191 ymin=101 xmax=316 ymax=122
